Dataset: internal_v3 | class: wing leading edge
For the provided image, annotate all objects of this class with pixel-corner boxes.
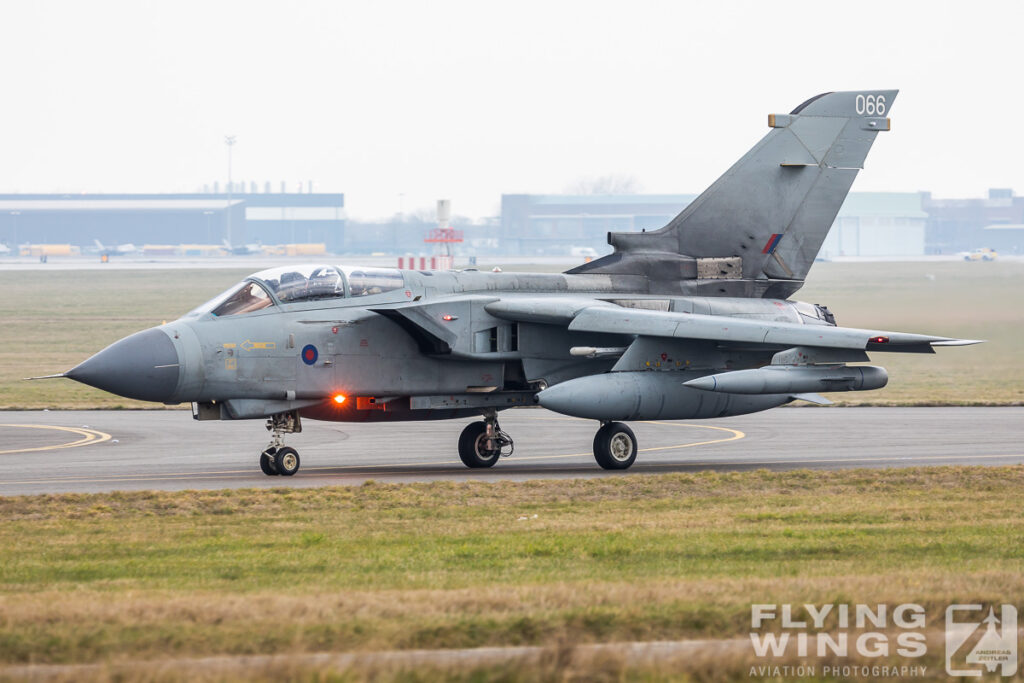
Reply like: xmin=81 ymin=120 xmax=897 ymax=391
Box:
xmin=485 ymin=298 xmax=982 ymax=353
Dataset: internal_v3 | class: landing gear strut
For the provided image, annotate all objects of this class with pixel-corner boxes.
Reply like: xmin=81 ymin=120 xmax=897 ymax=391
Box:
xmin=458 ymin=411 xmax=514 ymax=468
xmin=260 ymin=410 xmax=302 ymax=476
xmin=593 ymin=421 xmax=637 ymax=470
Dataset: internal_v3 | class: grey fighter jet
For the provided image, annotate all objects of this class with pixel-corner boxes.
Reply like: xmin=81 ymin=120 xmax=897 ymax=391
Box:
xmin=51 ymin=90 xmax=979 ymax=475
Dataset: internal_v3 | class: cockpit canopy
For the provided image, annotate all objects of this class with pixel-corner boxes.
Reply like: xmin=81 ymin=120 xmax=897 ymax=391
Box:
xmin=190 ymin=264 xmax=406 ymax=317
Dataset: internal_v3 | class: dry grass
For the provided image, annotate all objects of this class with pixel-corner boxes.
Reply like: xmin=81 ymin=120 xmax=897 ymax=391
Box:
xmin=0 ymin=635 xmax=960 ymax=682
xmin=1 ymin=467 xmax=1023 ymax=673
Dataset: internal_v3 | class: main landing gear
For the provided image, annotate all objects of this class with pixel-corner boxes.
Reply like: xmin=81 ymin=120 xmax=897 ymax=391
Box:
xmin=458 ymin=411 xmax=514 ymax=468
xmin=260 ymin=411 xmax=302 ymax=476
xmin=455 ymin=413 xmax=638 ymax=471
xmin=593 ymin=421 xmax=637 ymax=470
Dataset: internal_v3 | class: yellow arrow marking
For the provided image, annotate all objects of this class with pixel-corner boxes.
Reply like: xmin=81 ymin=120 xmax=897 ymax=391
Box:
xmin=240 ymin=340 xmax=276 ymax=351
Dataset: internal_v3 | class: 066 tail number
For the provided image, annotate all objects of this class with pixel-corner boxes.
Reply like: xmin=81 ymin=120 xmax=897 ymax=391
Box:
xmin=855 ymin=94 xmax=886 ymax=116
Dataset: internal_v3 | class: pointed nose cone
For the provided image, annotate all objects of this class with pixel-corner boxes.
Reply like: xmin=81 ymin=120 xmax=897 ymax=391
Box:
xmin=67 ymin=328 xmax=181 ymax=402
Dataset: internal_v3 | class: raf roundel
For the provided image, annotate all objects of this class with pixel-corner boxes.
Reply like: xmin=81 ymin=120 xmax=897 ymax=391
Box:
xmin=301 ymin=344 xmax=318 ymax=365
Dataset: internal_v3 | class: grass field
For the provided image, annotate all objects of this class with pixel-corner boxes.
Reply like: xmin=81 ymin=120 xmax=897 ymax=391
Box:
xmin=796 ymin=260 xmax=1024 ymax=405
xmin=1 ymin=467 xmax=1023 ymax=680
xmin=1 ymin=268 xmax=249 ymax=409
xmin=0 ymin=260 xmax=1021 ymax=409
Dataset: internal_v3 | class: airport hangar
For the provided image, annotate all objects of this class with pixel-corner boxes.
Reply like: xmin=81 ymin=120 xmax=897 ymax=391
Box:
xmin=0 ymin=192 xmax=346 ymax=253
xmin=499 ymin=189 xmax=1024 ymax=257
xmin=499 ymin=191 xmax=930 ymax=258
xmin=0 ymin=188 xmax=1021 ymax=257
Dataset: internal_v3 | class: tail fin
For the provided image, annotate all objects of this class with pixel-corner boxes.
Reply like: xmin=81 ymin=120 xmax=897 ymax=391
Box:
xmin=568 ymin=90 xmax=897 ymax=296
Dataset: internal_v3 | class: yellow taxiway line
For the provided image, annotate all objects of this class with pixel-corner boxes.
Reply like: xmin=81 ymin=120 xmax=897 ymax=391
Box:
xmin=0 ymin=421 xmax=744 ymax=486
xmin=3 ymin=417 xmax=1022 ymax=489
xmin=0 ymin=424 xmax=111 ymax=455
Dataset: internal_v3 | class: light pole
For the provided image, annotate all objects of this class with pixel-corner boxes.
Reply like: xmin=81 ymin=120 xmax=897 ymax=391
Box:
xmin=225 ymin=135 xmax=236 ymax=248
xmin=203 ymin=210 xmax=214 ymax=243
xmin=9 ymin=211 xmax=19 ymax=254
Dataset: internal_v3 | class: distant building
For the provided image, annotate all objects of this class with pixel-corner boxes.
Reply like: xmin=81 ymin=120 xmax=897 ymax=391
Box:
xmin=923 ymin=188 xmax=1024 ymax=254
xmin=6 ymin=187 xmax=1021 ymax=258
xmin=0 ymin=192 xmax=346 ymax=252
xmin=502 ymin=192 xmax=928 ymax=258
xmin=980 ymin=224 xmax=1024 ymax=254
xmin=500 ymin=194 xmax=697 ymax=256
xmin=342 ymin=218 xmax=417 ymax=254
xmin=818 ymin=192 xmax=927 ymax=258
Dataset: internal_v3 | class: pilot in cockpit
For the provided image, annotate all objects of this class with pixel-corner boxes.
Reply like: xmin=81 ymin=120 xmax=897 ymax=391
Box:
xmin=348 ymin=272 xmax=367 ymax=297
xmin=275 ymin=271 xmax=307 ymax=301
xmin=306 ymin=267 xmax=343 ymax=299
xmin=213 ymin=282 xmax=273 ymax=316
xmin=348 ymin=271 xmax=384 ymax=297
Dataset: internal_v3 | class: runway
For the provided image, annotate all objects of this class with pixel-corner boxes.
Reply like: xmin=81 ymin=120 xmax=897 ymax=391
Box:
xmin=1 ymin=407 xmax=1022 ymax=495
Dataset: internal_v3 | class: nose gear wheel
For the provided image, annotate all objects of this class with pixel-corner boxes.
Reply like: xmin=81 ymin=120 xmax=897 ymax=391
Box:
xmin=259 ymin=411 xmax=302 ymax=476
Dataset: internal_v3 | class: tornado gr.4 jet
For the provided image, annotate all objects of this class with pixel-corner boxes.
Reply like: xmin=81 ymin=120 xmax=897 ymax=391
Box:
xmin=49 ymin=90 xmax=980 ymax=475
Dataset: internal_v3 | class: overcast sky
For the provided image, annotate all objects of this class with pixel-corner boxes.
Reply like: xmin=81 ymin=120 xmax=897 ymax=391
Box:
xmin=1 ymin=1 xmax=1020 ymax=219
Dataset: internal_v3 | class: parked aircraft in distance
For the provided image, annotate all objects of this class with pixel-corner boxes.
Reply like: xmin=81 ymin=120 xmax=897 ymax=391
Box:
xmin=570 ymin=246 xmax=599 ymax=259
xmin=92 ymin=239 xmax=140 ymax=256
xmin=46 ymin=90 xmax=980 ymax=475
xmin=961 ymin=247 xmax=998 ymax=262
xmin=223 ymin=240 xmax=265 ymax=256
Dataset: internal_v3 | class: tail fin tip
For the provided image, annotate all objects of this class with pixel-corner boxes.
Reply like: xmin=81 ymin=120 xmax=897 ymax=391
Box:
xmin=570 ymin=89 xmax=900 ymax=294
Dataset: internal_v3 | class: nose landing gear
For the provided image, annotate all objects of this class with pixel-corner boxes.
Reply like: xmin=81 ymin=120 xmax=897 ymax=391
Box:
xmin=458 ymin=411 xmax=514 ymax=468
xmin=260 ymin=411 xmax=302 ymax=476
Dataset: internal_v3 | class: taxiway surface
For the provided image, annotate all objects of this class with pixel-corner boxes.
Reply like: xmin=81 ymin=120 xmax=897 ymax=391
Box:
xmin=1 ymin=407 xmax=1021 ymax=495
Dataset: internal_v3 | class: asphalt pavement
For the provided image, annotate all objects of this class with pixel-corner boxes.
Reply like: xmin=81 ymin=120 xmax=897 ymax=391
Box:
xmin=1 ymin=407 xmax=1021 ymax=495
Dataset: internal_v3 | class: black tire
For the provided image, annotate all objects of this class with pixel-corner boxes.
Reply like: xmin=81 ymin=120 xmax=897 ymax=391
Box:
xmin=259 ymin=449 xmax=279 ymax=476
xmin=458 ymin=421 xmax=501 ymax=468
xmin=275 ymin=447 xmax=300 ymax=476
xmin=593 ymin=422 xmax=637 ymax=470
